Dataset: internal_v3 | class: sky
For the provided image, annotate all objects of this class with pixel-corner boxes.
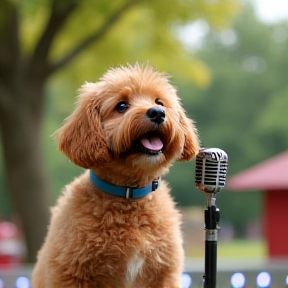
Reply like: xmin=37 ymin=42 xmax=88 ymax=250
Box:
xmin=178 ymin=0 xmax=288 ymax=50
xmin=252 ymin=0 xmax=288 ymax=23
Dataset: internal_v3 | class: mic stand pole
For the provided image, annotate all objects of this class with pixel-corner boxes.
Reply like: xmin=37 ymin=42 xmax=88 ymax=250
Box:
xmin=202 ymin=193 xmax=220 ymax=288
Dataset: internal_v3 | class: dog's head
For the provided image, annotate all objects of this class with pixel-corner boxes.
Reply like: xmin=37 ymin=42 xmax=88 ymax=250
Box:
xmin=55 ymin=64 xmax=199 ymax=177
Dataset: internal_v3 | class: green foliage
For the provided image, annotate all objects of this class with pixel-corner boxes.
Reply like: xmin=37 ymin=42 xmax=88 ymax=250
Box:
xmin=42 ymin=81 xmax=84 ymax=199
xmin=166 ymin=4 xmax=288 ymax=233
xmin=217 ymin=239 xmax=266 ymax=259
xmin=18 ymin=0 xmax=238 ymax=88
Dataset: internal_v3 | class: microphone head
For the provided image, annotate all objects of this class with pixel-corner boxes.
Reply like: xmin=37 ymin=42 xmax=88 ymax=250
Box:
xmin=195 ymin=148 xmax=228 ymax=193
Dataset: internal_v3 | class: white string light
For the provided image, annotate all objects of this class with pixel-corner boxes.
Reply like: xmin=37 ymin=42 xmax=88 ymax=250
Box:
xmin=15 ymin=277 xmax=30 ymax=288
xmin=231 ymin=272 xmax=246 ymax=288
xmin=256 ymin=272 xmax=271 ymax=288
xmin=180 ymin=273 xmax=192 ymax=288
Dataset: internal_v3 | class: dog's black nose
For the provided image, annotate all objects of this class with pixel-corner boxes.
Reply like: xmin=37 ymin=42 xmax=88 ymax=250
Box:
xmin=146 ymin=107 xmax=165 ymax=124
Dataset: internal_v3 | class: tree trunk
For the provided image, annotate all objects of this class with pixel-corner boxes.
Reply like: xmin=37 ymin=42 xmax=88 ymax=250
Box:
xmin=0 ymin=84 xmax=52 ymax=263
xmin=0 ymin=0 xmax=140 ymax=263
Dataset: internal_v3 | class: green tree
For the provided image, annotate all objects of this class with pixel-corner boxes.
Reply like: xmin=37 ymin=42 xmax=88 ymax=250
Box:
xmin=0 ymin=0 xmax=238 ymax=262
xmin=169 ymin=4 xmax=288 ymax=234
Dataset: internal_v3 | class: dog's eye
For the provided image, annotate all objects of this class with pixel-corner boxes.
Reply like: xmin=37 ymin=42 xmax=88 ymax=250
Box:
xmin=115 ymin=101 xmax=128 ymax=113
xmin=155 ymin=98 xmax=164 ymax=106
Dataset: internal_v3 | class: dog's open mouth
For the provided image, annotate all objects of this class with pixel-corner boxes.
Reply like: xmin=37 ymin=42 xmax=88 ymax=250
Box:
xmin=134 ymin=133 xmax=164 ymax=155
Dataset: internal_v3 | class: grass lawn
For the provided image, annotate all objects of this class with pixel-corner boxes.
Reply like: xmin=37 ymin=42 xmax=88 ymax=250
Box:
xmin=186 ymin=239 xmax=266 ymax=259
xmin=218 ymin=239 xmax=266 ymax=259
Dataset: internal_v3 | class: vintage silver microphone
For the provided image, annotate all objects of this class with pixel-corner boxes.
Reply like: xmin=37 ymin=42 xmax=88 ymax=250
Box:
xmin=195 ymin=148 xmax=228 ymax=288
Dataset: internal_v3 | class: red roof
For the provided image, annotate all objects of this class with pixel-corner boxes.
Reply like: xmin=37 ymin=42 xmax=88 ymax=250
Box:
xmin=227 ymin=150 xmax=288 ymax=191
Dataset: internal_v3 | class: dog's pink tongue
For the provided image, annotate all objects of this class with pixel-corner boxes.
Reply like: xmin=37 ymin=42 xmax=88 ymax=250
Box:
xmin=141 ymin=136 xmax=163 ymax=151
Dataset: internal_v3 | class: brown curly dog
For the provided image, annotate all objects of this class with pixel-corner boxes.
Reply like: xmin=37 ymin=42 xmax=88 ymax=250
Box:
xmin=32 ymin=64 xmax=200 ymax=288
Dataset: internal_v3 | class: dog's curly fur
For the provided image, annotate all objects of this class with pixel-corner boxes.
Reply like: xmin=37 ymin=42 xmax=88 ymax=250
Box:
xmin=32 ymin=64 xmax=200 ymax=288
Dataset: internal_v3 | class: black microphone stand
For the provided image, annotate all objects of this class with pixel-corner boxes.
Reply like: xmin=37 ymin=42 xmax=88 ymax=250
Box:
xmin=202 ymin=193 xmax=220 ymax=288
xmin=195 ymin=148 xmax=228 ymax=288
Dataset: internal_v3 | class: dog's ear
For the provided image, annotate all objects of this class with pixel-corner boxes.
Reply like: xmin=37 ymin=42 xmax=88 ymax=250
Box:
xmin=54 ymin=87 xmax=110 ymax=168
xmin=177 ymin=112 xmax=200 ymax=162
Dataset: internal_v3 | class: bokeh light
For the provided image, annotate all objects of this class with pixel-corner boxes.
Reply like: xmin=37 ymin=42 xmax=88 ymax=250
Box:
xmin=15 ymin=276 xmax=30 ymax=288
xmin=256 ymin=272 xmax=271 ymax=288
xmin=231 ymin=272 xmax=246 ymax=288
xmin=180 ymin=273 xmax=192 ymax=288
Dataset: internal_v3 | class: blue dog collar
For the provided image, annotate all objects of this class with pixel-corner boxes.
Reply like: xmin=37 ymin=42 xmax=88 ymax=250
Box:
xmin=90 ymin=170 xmax=160 ymax=199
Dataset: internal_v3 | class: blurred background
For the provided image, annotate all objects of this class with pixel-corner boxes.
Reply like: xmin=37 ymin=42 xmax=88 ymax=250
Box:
xmin=0 ymin=0 xmax=288 ymax=286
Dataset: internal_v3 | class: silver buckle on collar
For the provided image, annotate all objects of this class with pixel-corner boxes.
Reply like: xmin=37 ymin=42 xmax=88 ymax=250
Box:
xmin=126 ymin=187 xmax=132 ymax=199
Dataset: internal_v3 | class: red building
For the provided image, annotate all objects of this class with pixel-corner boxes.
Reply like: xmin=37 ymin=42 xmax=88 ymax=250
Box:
xmin=227 ymin=150 xmax=288 ymax=258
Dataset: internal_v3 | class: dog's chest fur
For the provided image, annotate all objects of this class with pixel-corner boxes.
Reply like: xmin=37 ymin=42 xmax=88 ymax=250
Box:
xmin=126 ymin=252 xmax=144 ymax=286
xmin=90 ymin=198 xmax=160 ymax=284
xmin=46 ymin=174 xmax=182 ymax=287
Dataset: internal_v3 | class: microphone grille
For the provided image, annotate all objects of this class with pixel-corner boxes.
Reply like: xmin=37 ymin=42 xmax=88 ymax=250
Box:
xmin=195 ymin=148 xmax=228 ymax=193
